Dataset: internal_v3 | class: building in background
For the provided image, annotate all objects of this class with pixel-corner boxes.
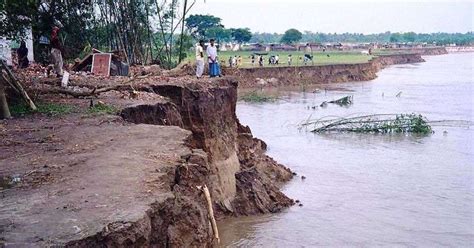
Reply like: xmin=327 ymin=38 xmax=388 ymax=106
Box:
xmin=0 ymin=28 xmax=35 ymax=66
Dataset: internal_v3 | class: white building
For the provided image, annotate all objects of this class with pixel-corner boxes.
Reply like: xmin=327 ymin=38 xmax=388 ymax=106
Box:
xmin=0 ymin=28 xmax=35 ymax=66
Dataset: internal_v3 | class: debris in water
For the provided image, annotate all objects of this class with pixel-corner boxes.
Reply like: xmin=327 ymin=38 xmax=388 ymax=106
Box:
xmin=301 ymin=176 xmax=306 ymax=180
xmin=327 ymin=95 xmax=353 ymax=106
xmin=301 ymin=113 xmax=434 ymax=134
xmin=396 ymin=91 xmax=402 ymax=97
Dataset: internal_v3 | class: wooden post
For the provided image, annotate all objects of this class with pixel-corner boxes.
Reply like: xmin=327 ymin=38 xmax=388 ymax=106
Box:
xmin=0 ymin=78 xmax=11 ymax=119
xmin=0 ymin=60 xmax=37 ymax=111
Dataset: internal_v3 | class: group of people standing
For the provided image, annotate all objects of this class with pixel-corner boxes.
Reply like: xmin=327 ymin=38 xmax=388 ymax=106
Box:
xmin=195 ymin=39 xmax=221 ymax=78
xmin=251 ymin=54 xmax=293 ymax=66
xmin=228 ymin=55 xmax=242 ymax=68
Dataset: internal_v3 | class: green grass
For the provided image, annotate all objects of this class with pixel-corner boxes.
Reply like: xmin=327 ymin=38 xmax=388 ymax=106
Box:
xmin=185 ymin=50 xmax=374 ymax=68
xmin=9 ymin=101 xmax=119 ymax=117
xmin=88 ymin=103 xmax=119 ymax=115
xmin=239 ymin=91 xmax=278 ymax=103
xmin=10 ymin=102 xmax=74 ymax=116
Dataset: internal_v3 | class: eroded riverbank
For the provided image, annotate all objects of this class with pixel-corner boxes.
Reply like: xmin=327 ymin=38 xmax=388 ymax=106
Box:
xmin=0 ymin=78 xmax=293 ymax=247
xmin=0 ymin=50 xmax=441 ymax=247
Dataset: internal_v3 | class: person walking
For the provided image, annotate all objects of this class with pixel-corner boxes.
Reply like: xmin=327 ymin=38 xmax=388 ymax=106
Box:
xmin=288 ymin=54 xmax=293 ymax=65
xmin=50 ymin=26 xmax=64 ymax=77
xmin=206 ymin=39 xmax=221 ymax=77
xmin=232 ymin=55 xmax=237 ymax=67
xmin=195 ymin=40 xmax=205 ymax=78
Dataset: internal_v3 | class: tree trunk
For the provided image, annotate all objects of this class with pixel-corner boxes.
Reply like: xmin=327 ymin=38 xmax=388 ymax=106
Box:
xmin=178 ymin=0 xmax=188 ymax=63
xmin=0 ymin=79 xmax=11 ymax=119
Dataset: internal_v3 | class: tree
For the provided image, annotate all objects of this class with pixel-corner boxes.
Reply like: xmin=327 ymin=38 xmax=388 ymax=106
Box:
xmin=0 ymin=0 xmax=38 ymax=38
xmin=230 ymin=28 xmax=252 ymax=43
xmin=280 ymin=28 xmax=302 ymax=44
xmin=402 ymin=32 xmax=417 ymax=42
xmin=206 ymin=27 xmax=231 ymax=42
xmin=185 ymin=14 xmax=222 ymax=39
xmin=389 ymin=33 xmax=403 ymax=42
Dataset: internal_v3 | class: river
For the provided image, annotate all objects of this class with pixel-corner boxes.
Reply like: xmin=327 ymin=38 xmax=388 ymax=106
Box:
xmin=219 ymin=53 xmax=474 ymax=247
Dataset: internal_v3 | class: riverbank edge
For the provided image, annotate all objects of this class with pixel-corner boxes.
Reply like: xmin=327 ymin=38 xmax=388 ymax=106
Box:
xmin=227 ymin=53 xmax=426 ymax=88
xmin=1 ymin=49 xmax=440 ymax=246
xmin=65 ymin=51 xmax=426 ymax=245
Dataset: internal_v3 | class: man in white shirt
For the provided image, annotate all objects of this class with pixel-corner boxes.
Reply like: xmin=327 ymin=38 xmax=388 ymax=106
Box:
xmin=206 ymin=39 xmax=221 ymax=77
xmin=195 ymin=40 xmax=205 ymax=78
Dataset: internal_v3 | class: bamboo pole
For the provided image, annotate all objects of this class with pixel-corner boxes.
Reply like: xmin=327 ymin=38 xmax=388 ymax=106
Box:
xmin=0 ymin=60 xmax=36 ymax=111
xmin=201 ymin=185 xmax=219 ymax=244
xmin=178 ymin=0 xmax=188 ymax=63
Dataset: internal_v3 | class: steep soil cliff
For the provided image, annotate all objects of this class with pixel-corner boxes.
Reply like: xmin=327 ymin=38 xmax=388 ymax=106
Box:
xmin=385 ymin=47 xmax=448 ymax=55
xmin=226 ymin=54 xmax=425 ymax=87
xmin=121 ymin=80 xmax=294 ymax=217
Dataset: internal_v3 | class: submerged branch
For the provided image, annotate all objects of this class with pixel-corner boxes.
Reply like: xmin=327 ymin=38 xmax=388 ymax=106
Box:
xmin=299 ymin=113 xmax=472 ymax=134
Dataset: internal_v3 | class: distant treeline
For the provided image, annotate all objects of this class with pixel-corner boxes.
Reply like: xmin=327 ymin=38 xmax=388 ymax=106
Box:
xmin=250 ymin=31 xmax=474 ymax=45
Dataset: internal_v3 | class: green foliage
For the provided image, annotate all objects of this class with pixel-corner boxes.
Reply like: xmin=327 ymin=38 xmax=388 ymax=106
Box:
xmin=206 ymin=27 xmax=232 ymax=42
xmin=88 ymin=103 xmax=118 ymax=115
xmin=251 ymin=31 xmax=474 ymax=46
xmin=305 ymin=114 xmax=433 ymax=134
xmin=174 ymin=33 xmax=194 ymax=61
xmin=239 ymin=91 xmax=278 ymax=103
xmin=389 ymin=32 xmax=474 ymax=45
xmin=185 ymin=14 xmax=223 ymax=39
xmin=281 ymin=29 xmax=303 ymax=44
xmin=9 ymin=102 xmax=74 ymax=117
xmin=230 ymin=28 xmax=252 ymax=43
xmin=352 ymin=114 xmax=432 ymax=134
xmin=0 ymin=0 xmax=37 ymax=38
xmin=250 ymin=32 xmax=283 ymax=43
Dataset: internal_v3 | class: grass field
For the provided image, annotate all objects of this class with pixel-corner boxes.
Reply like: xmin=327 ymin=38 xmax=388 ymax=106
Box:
xmin=186 ymin=50 xmax=374 ymax=68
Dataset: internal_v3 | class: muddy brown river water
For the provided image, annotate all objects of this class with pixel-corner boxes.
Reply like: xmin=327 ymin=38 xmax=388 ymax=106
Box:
xmin=219 ymin=53 xmax=474 ymax=247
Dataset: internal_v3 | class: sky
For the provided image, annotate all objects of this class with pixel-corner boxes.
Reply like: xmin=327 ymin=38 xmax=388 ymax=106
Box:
xmin=188 ymin=0 xmax=473 ymax=34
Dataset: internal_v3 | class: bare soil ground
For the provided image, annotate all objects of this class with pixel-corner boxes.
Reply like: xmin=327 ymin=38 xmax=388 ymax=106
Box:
xmin=0 ymin=113 xmax=192 ymax=246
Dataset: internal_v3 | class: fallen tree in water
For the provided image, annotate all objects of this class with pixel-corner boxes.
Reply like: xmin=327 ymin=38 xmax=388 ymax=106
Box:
xmin=301 ymin=114 xmax=434 ymax=134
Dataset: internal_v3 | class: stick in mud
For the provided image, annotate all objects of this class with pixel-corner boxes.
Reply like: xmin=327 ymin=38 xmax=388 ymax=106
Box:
xmin=201 ymin=184 xmax=220 ymax=244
